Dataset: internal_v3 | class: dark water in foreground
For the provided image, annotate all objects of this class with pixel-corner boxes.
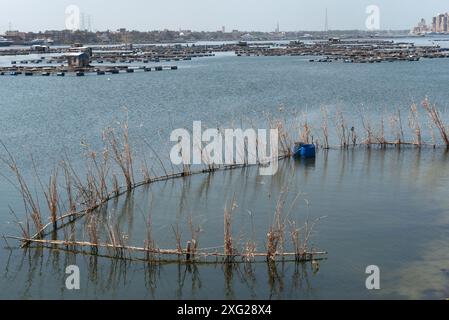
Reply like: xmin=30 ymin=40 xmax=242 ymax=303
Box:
xmin=1 ymin=49 xmax=449 ymax=299
xmin=1 ymin=149 xmax=449 ymax=299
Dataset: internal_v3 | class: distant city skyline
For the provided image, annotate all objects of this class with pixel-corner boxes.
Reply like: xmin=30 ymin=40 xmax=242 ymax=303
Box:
xmin=1 ymin=0 xmax=449 ymax=33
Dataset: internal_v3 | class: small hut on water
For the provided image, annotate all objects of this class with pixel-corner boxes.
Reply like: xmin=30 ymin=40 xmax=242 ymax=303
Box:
xmin=65 ymin=44 xmax=92 ymax=70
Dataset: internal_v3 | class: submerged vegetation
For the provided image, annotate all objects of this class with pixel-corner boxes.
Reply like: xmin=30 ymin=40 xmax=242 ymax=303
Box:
xmin=1 ymin=98 xmax=448 ymax=265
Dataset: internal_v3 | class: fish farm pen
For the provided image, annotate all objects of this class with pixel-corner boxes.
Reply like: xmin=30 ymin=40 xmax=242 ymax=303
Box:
xmin=0 ymin=43 xmax=217 ymax=60
xmin=0 ymin=65 xmax=178 ymax=76
xmin=2 ymin=39 xmax=448 ymax=78
xmin=233 ymin=39 xmax=449 ymax=63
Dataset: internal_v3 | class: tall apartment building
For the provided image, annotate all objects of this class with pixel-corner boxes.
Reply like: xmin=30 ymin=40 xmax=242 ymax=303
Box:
xmin=432 ymin=13 xmax=449 ymax=33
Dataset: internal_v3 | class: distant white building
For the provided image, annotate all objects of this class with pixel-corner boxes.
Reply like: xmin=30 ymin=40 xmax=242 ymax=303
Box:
xmin=411 ymin=18 xmax=430 ymax=35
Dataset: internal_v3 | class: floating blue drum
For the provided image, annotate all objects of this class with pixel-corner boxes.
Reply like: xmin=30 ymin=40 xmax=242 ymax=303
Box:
xmin=292 ymin=143 xmax=316 ymax=158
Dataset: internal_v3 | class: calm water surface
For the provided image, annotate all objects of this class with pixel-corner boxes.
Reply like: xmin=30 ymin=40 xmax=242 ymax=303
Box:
xmin=1 ymin=44 xmax=449 ymax=299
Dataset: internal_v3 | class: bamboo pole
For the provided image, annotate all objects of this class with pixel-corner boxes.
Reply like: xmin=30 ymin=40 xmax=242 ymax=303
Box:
xmin=6 ymin=236 xmax=327 ymax=260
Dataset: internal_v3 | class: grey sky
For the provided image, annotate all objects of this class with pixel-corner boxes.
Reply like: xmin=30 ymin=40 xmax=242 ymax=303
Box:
xmin=1 ymin=0 xmax=448 ymax=33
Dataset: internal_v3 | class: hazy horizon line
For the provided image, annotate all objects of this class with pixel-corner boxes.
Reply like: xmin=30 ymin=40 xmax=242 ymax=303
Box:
xmin=3 ymin=28 xmax=411 ymax=34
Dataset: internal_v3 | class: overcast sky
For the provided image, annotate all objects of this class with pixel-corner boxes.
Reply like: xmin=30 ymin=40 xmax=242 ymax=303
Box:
xmin=1 ymin=0 xmax=449 ymax=33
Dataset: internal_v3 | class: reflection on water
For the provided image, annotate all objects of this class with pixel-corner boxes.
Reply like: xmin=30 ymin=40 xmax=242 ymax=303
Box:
xmin=1 ymin=148 xmax=449 ymax=299
xmin=3 ymin=247 xmax=322 ymax=300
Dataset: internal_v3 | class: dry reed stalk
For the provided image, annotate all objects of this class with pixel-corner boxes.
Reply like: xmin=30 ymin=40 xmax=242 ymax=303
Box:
xmin=61 ymin=161 xmax=76 ymax=214
xmin=422 ymin=99 xmax=449 ymax=147
xmin=298 ymin=216 xmax=326 ymax=259
xmin=300 ymin=116 xmax=311 ymax=145
xmin=111 ymin=172 xmax=119 ymax=196
xmin=144 ymin=211 xmax=156 ymax=261
xmin=104 ymin=122 xmax=134 ymax=191
xmin=140 ymin=158 xmax=152 ymax=183
xmin=143 ymin=139 xmax=169 ymax=177
xmin=171 ymin=223 xmax=183 ymax=255
xmin=320 ymin=107 xmax=330 ymax=149
xmin=388 ymin=110 xmax=403 ymax=146
xmin=397 ymin=109 xmax=405 ymax=145
xmin=359 ymin=112 xmax=374 ymax=148
xmin=266 ymin=227 xmax=279 ymax=262
xmin=408 ymin=104 xmax=422 ymax=146
xmin=288 ymin=220 xmax=303 ymax=261
xmin=9 ymin=207 xmax=30 ymax=240
xmin=428 ymin=122 xmax=437 ymax=148
xmin=335 ymin=109 xmax=349 ymax=148
xmin=47 ymin=172 xmax=59 ymax=230
xmin=266 ymin=188 xmax=288 ymax=261
xmin=86 ymin=213 xmax=99 ymax=254
xmin=379 ymin=115 xmax=387 ymax=147
xmin=87 ymin=148 xmax=110 ymax=201
xmin=106 ymin=217 xmax=128 ymax=258
xmin=243 ymin=240 xmax=257 ymax=262
xmin=276 ymin=120 xmax=292 ymax=156
xmin=33 ymin=164 xmax=59 ymax=232
xmin=0 ymin=142 xmax=44 ymax=237
xmin=224 ymin=196 xmax=237 ymax=261
xmin=188 ymin=216 xmax=201 ymax=259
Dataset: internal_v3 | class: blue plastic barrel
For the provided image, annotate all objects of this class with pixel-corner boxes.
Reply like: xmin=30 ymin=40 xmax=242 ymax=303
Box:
xmin=292 ymin=144 xmax=316 ymax=158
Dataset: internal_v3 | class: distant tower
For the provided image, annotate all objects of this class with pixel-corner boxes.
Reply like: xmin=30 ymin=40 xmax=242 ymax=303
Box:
xmin=324 ymin=8 xmax=329 ymax=32
xmin=276 ymin=21 xmax=280 ymax=33
xmin=222 ymin=25 xmax=225 ymax=33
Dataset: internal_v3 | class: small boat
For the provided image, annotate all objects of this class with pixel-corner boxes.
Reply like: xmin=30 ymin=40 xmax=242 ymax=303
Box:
xmin=76 ymin=71 xmax=85 ymax=76
xmin=41 ymin=72 xmax=50 ymax=76
xmin=25 ymin=72 xmax=33 ymax=76
xmin=56 ymin=72 xmax=65 ymax=76
xmin=292 ymin=143 xmax=316 ymax=158
xmin=97 ymin=70 xmax=105 ymax=75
